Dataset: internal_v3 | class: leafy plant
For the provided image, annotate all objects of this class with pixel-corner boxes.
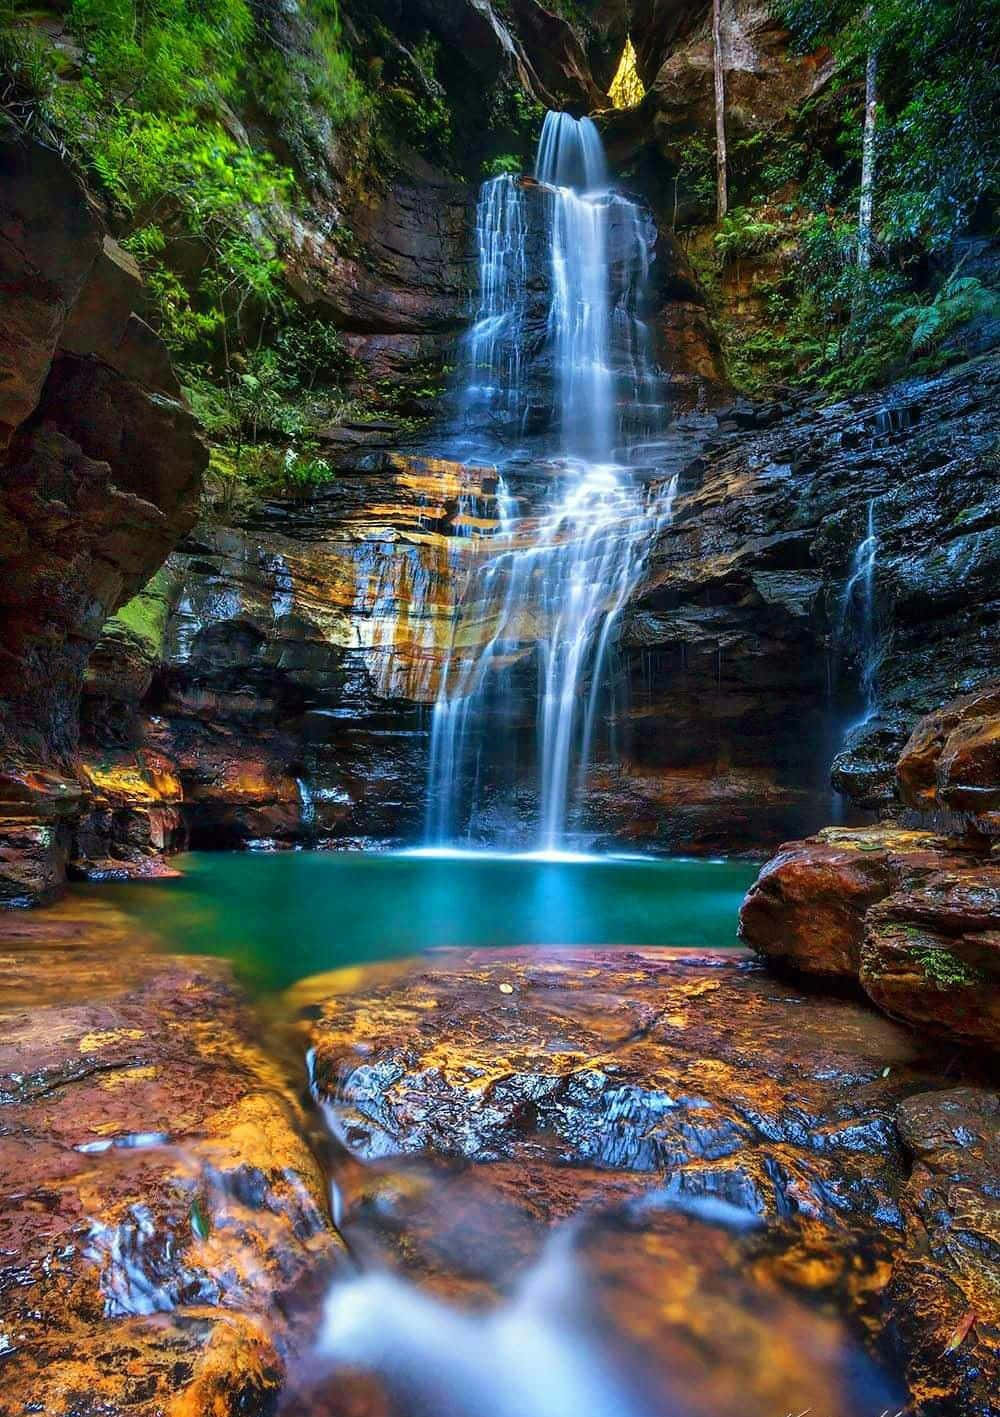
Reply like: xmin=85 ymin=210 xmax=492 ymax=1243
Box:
xmin=713 ymin=207 xmax=783 ymax=260
xmin=889 ymin=272 xmax=1000 ymax=354
xmin=483 ymin=153 xmax=522 ymax=178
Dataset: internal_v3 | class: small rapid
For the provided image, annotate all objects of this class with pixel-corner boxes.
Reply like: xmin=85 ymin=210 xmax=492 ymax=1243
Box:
xmin=314 ymin=1233 xmax=637 ymax=1417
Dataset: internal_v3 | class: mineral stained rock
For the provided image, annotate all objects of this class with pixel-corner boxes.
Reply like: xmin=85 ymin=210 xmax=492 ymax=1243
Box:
xmin=0 ymin=132 xmax=205 ymax=904
xmin=292 ymin=945 xmax=1000 ymax=1417
xmin=0 ymin=898 xmax=345 ymax=1416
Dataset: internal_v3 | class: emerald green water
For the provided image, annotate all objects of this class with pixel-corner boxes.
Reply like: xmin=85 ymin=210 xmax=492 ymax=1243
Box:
xmin=98 ymin=851 xmax=758 ymax=993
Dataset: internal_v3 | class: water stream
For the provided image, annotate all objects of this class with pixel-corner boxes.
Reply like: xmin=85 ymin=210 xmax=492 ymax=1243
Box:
xmin=426 ymin=113 xmax=675 ymax=851
xmin=839 ymin=497 xmax=881 ymax=733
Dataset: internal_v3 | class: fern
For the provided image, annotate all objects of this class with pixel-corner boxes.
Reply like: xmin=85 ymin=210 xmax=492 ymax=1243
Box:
xmin=890 ymin=273 xmax=1000 ymax=353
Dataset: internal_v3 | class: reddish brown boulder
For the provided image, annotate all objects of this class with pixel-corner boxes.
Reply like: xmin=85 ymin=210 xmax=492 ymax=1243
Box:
xmin=737 ymin=826 xmax=965 ymax=979
xmin=897 ymin=679 xmax=1000 ymax=834
xmin=860 ymin=868 xmax=1000 ymax=1050
xmin=740 ymin=827 xmax=999 ymax=1049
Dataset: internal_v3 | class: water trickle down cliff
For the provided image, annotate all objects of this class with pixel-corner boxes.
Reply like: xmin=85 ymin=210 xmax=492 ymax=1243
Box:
xmin=424 ymin=112 xmax=679 ymax=850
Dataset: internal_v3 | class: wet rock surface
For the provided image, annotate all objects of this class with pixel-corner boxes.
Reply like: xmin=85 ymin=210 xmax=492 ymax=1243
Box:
xmin=76 ymin=354 xmax=1000 ymax=872
xmin=0 ymin=898 xmax=344 ymax=1416
xmin=897 ymin=678 xmax=1000 ymax=835
xmin=617 ymin=355 xmax=1000 ymax=846
xmin=741 ymin=825 xmax=1000 ymax=1050
xmin=892 ymin=1086 xmax=1000 ymax=1417
xmin=293 ymin=946 xmax=999 ymax=1417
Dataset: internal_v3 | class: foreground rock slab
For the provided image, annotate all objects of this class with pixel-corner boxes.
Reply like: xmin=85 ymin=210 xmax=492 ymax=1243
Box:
xmin=293 ymin=946 xmax=999 ymax=1416
xmin=0 ymin=898 xmax=344 ymax=1416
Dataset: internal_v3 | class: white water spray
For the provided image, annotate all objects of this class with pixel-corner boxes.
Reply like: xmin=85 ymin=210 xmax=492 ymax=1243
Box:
xmin=426 ymin=112 xmax=675 ymax=849
xmin=315 ymin=1231 xmax=637 ymax=1417
xmin=839 ymin=497 xmax=880 ymax=730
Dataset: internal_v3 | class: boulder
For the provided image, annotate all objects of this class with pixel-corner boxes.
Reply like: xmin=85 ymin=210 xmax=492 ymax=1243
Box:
xmin=897 ymin=678 xmax=1000 ymax=835
xmin=740 ymin=826 xmax=1000 ymax=1051
xmin=738 ymin=826 xmax=966 ymax=979
xmin=861 ymin=869 xmax=1000 ymax=1049
xmin=292 ymin=945 xmax=997 ymax=1415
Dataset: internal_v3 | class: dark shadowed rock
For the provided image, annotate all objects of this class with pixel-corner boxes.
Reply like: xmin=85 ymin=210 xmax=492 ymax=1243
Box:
xmin=0 ymin=132 xmax=205 ymax=904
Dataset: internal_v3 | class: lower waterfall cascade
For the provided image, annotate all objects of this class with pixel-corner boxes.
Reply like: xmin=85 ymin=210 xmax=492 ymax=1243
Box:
xmin=424 ymin=112 xmax=678 ymax=851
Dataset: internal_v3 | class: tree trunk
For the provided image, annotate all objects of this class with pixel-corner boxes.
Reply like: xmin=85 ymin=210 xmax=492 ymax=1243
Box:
xmin=858 ymin=40 xmax=877 ymax=269
xmin=712 ymin=0 xmax=728 ymax=221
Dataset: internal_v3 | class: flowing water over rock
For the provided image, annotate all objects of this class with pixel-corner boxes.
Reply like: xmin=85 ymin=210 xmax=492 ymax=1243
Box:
xmin=426 ymin=113 xmax=677 ymax=849
xmin=316 ymin=1231 xmax=637 ymax=1417
xmin=839 ymin=496 xmax=881 ymax=733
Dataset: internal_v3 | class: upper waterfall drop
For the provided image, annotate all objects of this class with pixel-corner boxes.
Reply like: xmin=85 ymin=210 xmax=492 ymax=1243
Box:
xmin=425 ymin=111 xmax=676 ymax=852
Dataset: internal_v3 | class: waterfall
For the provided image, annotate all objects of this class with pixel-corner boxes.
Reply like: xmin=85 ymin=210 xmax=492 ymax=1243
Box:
xmin=839 ymin=498 xmax=880 ymax=729
xmin=296 ymin=776 xmax=316 ymax=829
xmin=426 ymin=112 xmax=674 ymax=851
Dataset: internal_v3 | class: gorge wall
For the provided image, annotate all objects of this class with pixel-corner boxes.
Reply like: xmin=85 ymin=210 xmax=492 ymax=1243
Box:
xmin=1 ymin=0 xmax=998 ymax=899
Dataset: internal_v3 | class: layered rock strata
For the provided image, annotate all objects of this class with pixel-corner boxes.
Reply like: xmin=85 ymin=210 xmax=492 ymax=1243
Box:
xmin=0 ymin=133 xmax=206 ymax=904
xmin=65 ymin=354 xmax=1000 ymax=872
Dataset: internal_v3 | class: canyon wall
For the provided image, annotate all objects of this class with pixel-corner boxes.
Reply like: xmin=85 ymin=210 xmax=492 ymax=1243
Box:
xmin=1 ymin=1 xmax=997 ymax=898
xmin=0 ymin=131 xmax=206 ymax=903
xmin=68 ymin=350 xmax=1000 ymax=876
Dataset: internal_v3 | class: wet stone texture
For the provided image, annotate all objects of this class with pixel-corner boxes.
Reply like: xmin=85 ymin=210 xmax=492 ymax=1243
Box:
xmin=0 ymin=899 xmax=345 ymax=1416
xmin=740 ymin=825 xmax=1000 ymax=1051
xmin=294 ymin=946 xmax=1000 ymax=1417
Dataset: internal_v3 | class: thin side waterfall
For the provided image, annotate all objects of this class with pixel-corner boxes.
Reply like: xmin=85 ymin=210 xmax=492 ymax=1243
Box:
xmin=426 ymin=112 xmax=674 ymax=852
xmin=840 ymin=498 xmax=880 ymax=731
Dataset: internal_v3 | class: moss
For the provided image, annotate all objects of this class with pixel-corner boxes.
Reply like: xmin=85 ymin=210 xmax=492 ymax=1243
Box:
xmin=909 ymin=943 xmax=984 ymax=990
xmin=110 ymin=568 xmax=172 ymax=658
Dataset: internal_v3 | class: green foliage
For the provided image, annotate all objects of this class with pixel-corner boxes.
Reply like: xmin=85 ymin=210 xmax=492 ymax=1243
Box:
xmin=479 ymin=81 xmax=544 ymax=178
xmin=111 ymin=568 xmax=172 ymax=657
xmin=909 ymin=943 xmax=983 ymax=989
xmin=482 ymin=153 xmax=523 ymax=178
xmin=674 ymin=132 xmax=716 ymax=218
xmin=0 ymin=22 xmax=63 ymax=142
xmin=701 ymin=0 xmax=1000 ymax=396
xmin=713 ymin=207 xmax=783 ymax=260
xmin=183 ymin=313 xmax=350 ymax=441
xmin=254 ymin=0 xmax=368 ymax=185
xmin=376 ymin=29 xmax=453 ymax=164
xmin=777 ymin=0 xmax=1000 ymax=257
xmin=2 ymin=0 xmax=372 ymax=505
xmin=182 ymin=309 xmax=350 ymax=498
xmin=889 ymin=273 xmax=1000 ymax=354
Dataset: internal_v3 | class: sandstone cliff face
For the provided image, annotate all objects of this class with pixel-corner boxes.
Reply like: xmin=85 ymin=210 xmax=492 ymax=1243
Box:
xmin=0 ymin=132 xmax=206 ymax=903
xmin=68 ymin=353 xmax=1000 ymax=871
xmin=610 ymin=355 xmax=1000 ymax=849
